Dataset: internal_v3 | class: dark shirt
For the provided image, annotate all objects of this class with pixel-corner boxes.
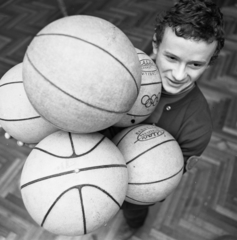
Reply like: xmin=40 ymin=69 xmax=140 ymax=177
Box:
xmin=154 ymin=84 xmax=212 ymax=163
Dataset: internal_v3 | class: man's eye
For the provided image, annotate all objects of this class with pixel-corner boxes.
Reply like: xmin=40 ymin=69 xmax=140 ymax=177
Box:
xmin=191 ymin=63 xmax=202 ymax=68
xmin=167 ymin=55 xmax=176 ymax=60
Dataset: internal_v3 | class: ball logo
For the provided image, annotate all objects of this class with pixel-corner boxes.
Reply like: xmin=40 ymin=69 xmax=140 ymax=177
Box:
xmin=140 ymin=59 xmax=156 ymax=70
xmin=135 ymin=127 xmax=165 ymax=143
xmin=141 ymin=94 xmax=160 ymax=108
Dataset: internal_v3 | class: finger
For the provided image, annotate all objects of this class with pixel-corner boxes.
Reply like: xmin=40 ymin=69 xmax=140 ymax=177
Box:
xmin=28 ymin=144 xmax=36 ymax=148
xmin=17 ymin=141 xmax=24 ymax=147
xmin=4 ymin=132 xmax=11 ymax=139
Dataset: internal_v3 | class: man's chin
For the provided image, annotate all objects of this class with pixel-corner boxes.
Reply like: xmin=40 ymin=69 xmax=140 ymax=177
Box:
xmin=162 ymin=84 xmax=194 ymax=95
xmin=162 ymin=86 xmax=180 ymax=95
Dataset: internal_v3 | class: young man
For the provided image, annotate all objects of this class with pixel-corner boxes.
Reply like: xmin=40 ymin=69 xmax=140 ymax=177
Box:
xmin=120 ymin=0 xmax=225 ymax=234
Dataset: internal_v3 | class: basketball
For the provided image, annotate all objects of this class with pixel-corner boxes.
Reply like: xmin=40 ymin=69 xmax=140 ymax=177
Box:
xmin=112 ymin=124 xmax=184 ymax=205
xmin=22 ymin=15 xmax=142 ymax=133
xmin=114 ymin=48 xmax=162 ymax=127
xmin=0 ymin=63 xmax=58 ymax=144
xmin=20 ymin=131 xmax=128 ymax=236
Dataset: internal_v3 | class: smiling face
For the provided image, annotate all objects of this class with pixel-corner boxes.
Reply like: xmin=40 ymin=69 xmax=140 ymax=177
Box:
xmin=153 ymin=27 xmax=217 ymax=94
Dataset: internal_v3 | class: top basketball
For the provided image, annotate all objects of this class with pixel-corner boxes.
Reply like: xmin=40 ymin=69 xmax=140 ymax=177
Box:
xmin=23 ymin=15 xmax=141 ymax=133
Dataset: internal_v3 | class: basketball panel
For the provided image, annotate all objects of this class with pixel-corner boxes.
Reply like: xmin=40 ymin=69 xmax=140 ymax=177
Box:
xmin=82 ymin=186 xmax=121 ymax=232
xmin=25 ymin=36 xmax=138 ymax=112
xmin=37 ymin=15 xmax=141 ymax=87
xmin=0 ymin=63 xmax=58 ymax=143
xmin=23 ymin=60 xmax=124 ymax=133
xmin=0 ymin=117 xmax=57 ymax=144
xmin=0 ymin=84 xmax=34 ymax=119
xmin=127 ymin=141 xmax=184 ymax=183
xmin=20 ymin=151 xmax=77 ymax=189
xmin=0 ymin=64 xmax=37 ymax=119
xmin=126 ymin=172 xmax=183 ymax=204
xmin=44 ymin=188 xmax=85 ymax=236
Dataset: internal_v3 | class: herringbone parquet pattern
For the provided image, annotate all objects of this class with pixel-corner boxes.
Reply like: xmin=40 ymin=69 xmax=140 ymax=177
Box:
xmin=0 ymin=0 xmax=237 ymax=240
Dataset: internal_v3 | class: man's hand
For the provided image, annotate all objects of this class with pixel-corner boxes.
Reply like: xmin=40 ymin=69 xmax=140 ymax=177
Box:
xmin=185 ymin=156 xmax=200 ymax=172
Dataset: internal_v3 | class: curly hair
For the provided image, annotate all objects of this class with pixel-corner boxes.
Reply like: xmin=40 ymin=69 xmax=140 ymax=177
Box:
xmin=154 ymin=0 xmax=225 ymax=65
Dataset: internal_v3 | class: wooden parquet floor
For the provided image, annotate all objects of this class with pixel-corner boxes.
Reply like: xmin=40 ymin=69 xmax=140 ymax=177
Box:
xmin=0 ymin=0 xmax=237 ymax=239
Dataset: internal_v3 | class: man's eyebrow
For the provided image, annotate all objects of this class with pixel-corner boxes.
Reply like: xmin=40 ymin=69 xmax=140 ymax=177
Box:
xmin=164 ymin=51 xmax=207 ymax=65
xmin=164 ymin=51 xmax=179 ymax=58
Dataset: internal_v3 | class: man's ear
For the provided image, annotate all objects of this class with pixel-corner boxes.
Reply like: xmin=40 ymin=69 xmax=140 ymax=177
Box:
xmin=152 ymin=33 xmax=158 ymax=55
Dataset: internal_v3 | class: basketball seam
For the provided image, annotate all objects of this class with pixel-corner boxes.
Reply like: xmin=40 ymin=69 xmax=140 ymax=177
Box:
xmin=0 ymin=81 xmax=23 ymax=87
xmin=141 ymin=82 xmax=162 ymax=86
xmin=127 ymin=139 xmax=176 ymax=165
xmin=20 ymin=164 xmax=127 ymax=189
xmin=26 ymin=54 xmax=130 ymax=114
xmin=125 ymin=195 xmax=154 ymax=204
xmin=31 ymin=135 xmax=106 ymax=159
xmin=36 ymin=33 xmax=139 ymax=95
xmin=79 ymin=187 xmax=87 ymax=234
xmin=0 ymin=116 xmax=41 ymax=121
xmin=142 ymin=69 xmax=158 ymax=74
xmin=126 ymin=113 xmax=151 ymax=118
xmin=69 ymin=132 xmax=76 ymax=155
xmin=128 ymin=165 xmax=184 ymax=185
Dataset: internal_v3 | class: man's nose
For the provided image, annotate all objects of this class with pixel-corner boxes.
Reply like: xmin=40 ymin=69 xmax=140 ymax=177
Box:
xmin=172 ymin=64 xmax=187 ymax=81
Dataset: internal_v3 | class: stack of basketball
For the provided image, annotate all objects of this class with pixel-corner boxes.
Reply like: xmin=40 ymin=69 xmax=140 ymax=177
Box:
xmin=0 ymin=15 xmax=183 ymax=236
